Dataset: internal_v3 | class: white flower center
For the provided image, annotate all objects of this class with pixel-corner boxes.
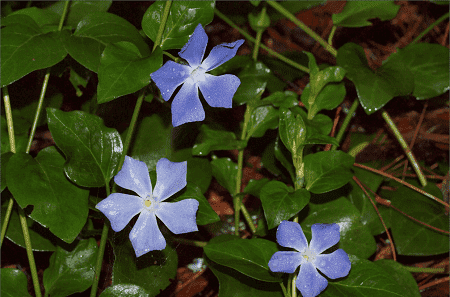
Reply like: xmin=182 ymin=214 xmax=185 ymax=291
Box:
xmin=143 ymin=194 xmax=160 ymax=213
xmin=186 ymin=66 xmax=206 ymax=85
xmin=302 ymin=247 xmax=316 ymax=263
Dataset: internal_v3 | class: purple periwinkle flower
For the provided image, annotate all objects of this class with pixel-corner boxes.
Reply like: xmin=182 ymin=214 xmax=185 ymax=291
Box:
xmin=96 ymin=156 xmax=199 ymax=257
xmin=268 ymin=221 xmax=351 ymax=297
xmin=150 ymin=23 xmax=244 ymax=127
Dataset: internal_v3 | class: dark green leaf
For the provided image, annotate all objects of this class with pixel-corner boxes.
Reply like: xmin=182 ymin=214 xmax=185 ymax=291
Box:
xmin=261 ymin=139 xmax=284 ymax=176
xmin=193 ymin=125 xmax=247 ymax=156
xmin=248 ymin=10 xmax=270 ymax=32
xmin=301 ymin=82 xmax=346 ymax=119
xmin=47 ymin=1 xmax=113 ymax=28
xmin=1 ymin=24 xmax=67 ymax=87
xmin=243 ymin=178 xmax=270 ymax=198
xmin=61 ymin=32 xmax=105 ymax=72
xmin=233 ymin=61 xmax=271 ymax=105
xmin=170 ymin=184 xmax=219 ymax=225
xmin=292 ymin=106 xmax=333 ymax=136
xmin=337 ymin=43 xmax=414 ymax=114
xmin=99 ymin=284 xmax=149 ymax=297
xmin=262 ymin=91 xmax=299 ymax=108
xmin=47 ymin=108 xmax=123 ymax=187
xmin=278 ymin=108 xmax=306 ymax=155
xmin=142 ymin=1 xmax=215 ymax=50
xmin=1 ymin=153 xmax=13 ymax=192
xmin=204 ymin=237 xmax=282 ymax=282
xmin=274 ymin=136 xmax=295 ymax=182
xmin=249 ymin=0 xmax=261 ymax=7
xmin=1 ymin=268 xmax=31 ymax=297
xmin=332 ymin=1 xmax=400 ymax=27
xmin=187 ymin=157 xmax=212 ymax=193
xmin=304 ymin=150 xmax=354 ymax=194
xmin=97 ymin=43 xmax=162 ymax=103
xmin=43 ymin=238 xmax=97 ymax=297
xmin=9 ymin=7 xmax=60 ymax=28
xmin=211 ymin=158 xmax=238 ymax=194
xmin=209 ymin=55 xmax=251 ymax=76
xmin=259 ymin=52 xmax=308 ymax=82
xmin=5 ymin=147 xmax=89 ymax=243
xmin=112 ymin=238 xmax=177 ymax=296
xmin=246 ymin=105 xmax=279 ymax=139
xmin=301 ymin=197 xmax=376 ymax=259
xmin=260 ymin=181 xmax=310 ymax=229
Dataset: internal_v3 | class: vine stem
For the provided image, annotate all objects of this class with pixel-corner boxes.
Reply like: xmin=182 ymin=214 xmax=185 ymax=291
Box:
xmin=91 ymin=2 xmax=172 ymax=295
xmin=214 ymin=9 xmax=309 ymax=73
xmin=252 ymin=6 xmax=267 ymax=61
xmin=381 ymin=109 xmax=427 ymax=187
xmin=404 ymin=266 xmax=446 ymax=273
xmin=266 ymin=0 xmax=337 ymax=57
xmin=410 ymin=11 xmax=449 ymax=45
xmin=331 ymin=99 xmax=359 ymax=151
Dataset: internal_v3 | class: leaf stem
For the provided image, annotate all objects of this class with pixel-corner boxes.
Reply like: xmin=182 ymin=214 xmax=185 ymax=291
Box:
xmin=57 ymin=0 xmax=70 ymax=31
xmin=331 ymin=99 xmax=359 ymax=151
xmin=266 ymin=0 xmax=337 ymax=57
xmin=153 ymin=0 xmax=172 ymax=51
xmin=411 ymin=11 xmax=449 ymax=45
xmin=214 ymin=8 xmax=309 ymax=73
xmin=170 ymin=238 xmax=207 ymax=248
xmin=404 ymin=266 xmax=446 ymax=273
xmin=252 ymin=6 xmax=267 ymax=61
xmin=328 ymin=25 xmax=337 ymax=46
xmin=381 ymin=109 xmax=427 ymax=187
xmin=280 ymin=282 xmax=290 ymax=297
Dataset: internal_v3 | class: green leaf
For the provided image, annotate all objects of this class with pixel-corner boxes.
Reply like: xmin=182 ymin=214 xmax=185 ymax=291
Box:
xmin=1 ymin=23 xmax=67 ymax=87
xmin=233 ymin=61 xmax=271 ymax=105
xmin=9 ymin=7 xmax=60 ymax=28
xmin=322 ymin=256 xmax=420 ymax=296
xmin=274 ymin=136 xmax=295 ymax=182
xmin=243 ymin=178 xmax=270 ymax=198
xmin=336 ymin=43 xmax=414 ymax=114
xmin=268 ymin=1 xmax=326 ymax=23
xmin=1 ymin=268 xmax=31 ymax=297
xmin=301 ymin=197 xmax=376 ymax=259
xmin=112 ymin=237 xmax=178 ymax=296
xmin=248 ymin=10 xmax=270 ymax=32
xmin=301 ymin=82 xmax=346 ymax=119
xmin=5 ymin=147 xmax=89 ymax=243
xmin=100 ymin=284 xmax=149 ymax=297
xmin=43 ymin=238 xmax=97 ymax=297
xmin=206 ymin=256 xmax=283 ymax=297
xmin=1 ymin=153 xmax=13 ymax=192
xmin=260 ymin=181 xmax=310 ymax=229
xmin=204 ymin=237 xmax=282 ymax=282
xmin=246 ymin=105 xmax=279 ymax=139
xmin=61 ymin=31 xmax=105 ymax=72
xmin=262 ymin=91 xmax=299 ymax=108
xmin=380 ymin=180 xmax=449 ymax=255
xmin=46 ymin=1 xmax=113 ymax=28
xmin=142 ymin=1 xmax=215 ymax=50
xmin=397 ymin=43 xmax=449 ymax=100
xmin=332 ymin=1 xmax=400 ymax=27
xmin=193 ymin=124 xmax=247 ymax=156
xmin=304 ymin=150 xmax=354 ymax=194
xmin=97 ymin=43 xmax=162 ymax=103
xmin=187 ymin=157 xmax=212 ymax=193
xmin=278 ymin=108 xmax=306 ymax=155
xmin=47 ymin=108 xmax=123 ymax=187
xmin=170 ymin=184 xmax=219 ymax=225
xmin=259 ymin=52 xmax=309 ymax=82
xmin=211 ymin=157 xmax=238 ymax=194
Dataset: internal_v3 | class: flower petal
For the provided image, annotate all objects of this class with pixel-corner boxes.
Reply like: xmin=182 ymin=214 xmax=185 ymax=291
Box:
xmin=296 ymin=262 xmax=328 ymax=297
xmin=171 ymin=80 xmax=205 ymax=127
xmin=198 ymin=74 xmax=239 ymax=108
xmin=201 ymin=39 xmax=245 ymax=71
xmin=309 ymin=223 xmax=341 ymax=254
xmin=150 ymin=61 xmax=192 ymax=101
xmin=268 ymin=251 xmax=302 ymax=273
xmin=276 ymin=221 xmax=308 ymax=252
xmin=153 ymin=158 xmax=187 ymax=202
xmin=129 ymin=211 xmax=166 ymax=257
xmin=314 ymin=249 xmax=351 ymax=279
xmin=96 ymin=193 xmax=143 ymax=232
xmin=178 ymin=23 xmax=208 ymax=68
xmin=156 ymin=199 xmax=199 ymax=234
xmin=114 ymin=156 xmax=152 ymax=198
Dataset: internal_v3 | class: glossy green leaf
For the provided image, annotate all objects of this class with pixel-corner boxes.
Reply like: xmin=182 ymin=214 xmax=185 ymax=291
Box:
xmin=47 ymin=108 xmax=123 ymax=187
xmin=1 ymin=22 xmax=67 ymax=87
xmin=262 ymin=91 xmax=299 ymax=108
xmin=170 ymin=184 xmax=219 ymax=225
xmin=396 ymin=43 xmax=449 ymax=100
xmin=112 ymin=237 xmax=178 ymax=296
xmin=43 ymin=238 xmax=97 ymax=297
xmin=292 ymin=107 xmax=333 ymax=136
xmin=204 ymin=237 xmax=282 ymax=282
xmin=233 ymin=61 xmax=271 ymax=105
xmin=211 ymin=158 xmax=238 ymax=194
xmin=193 ymin=125 xmax=247 ymax=156
xmin=260 ymin=52 xmax=309 ymax=82
xmin=332 ymin=1 xmax=400 ymax=27
xmin=243 ymin=178 xmax=270 ymax=198
xmin=301 ymin=82 xmax=346 ymax=119
xmin=248 ymin=10 xmax=270 ymax=32
xmin=142 ymin=1 xmax=215 ymax=50
xmin=47 ymin=1 xmax=113 ymax=28
xmin=379 ymin=180 xmax=449 ymax=255
xmin=97 ymin=43 xmax=162 ymax=103
xmin=337 ymin=43 xmax=414 ymax=114
xmin=206 ymin=257 xmax=283 ymax=297
xmin=2 ymin=197 xmax=56 ymax=251
xmin=100 ymin=284 xmax=149 ymax=297
xmin=5 ymin=147 xmax=89 ymax=243
xmin=61 ymin=31 xmax=105 ymax=72
xmin=209 ymin=55 xmax=251 ymax=76
xmin=9 ymin=7 xmax=60 ymax=28
xmin=187 ymin=157 xmax=212 ymax=193
xmin=1 ymin=268 xmax=31 ymax=297
xmin=246 ymin=105 xmax=279 ymax=139
xmin=279 ymin=108 xmax=306 ymax=155
xmin=301 ymin=197 xmax=376 ymax=259
xmin=1 ymin=153 xmax=13 ymax=192
xmin=322 ymin=256 xmax=420 ymax=297
xmin=261 ymin=139 xmax=284 ymax=176
xmin=260 ymin=181 xmax=310 ymax=229
xmin=304 ymin=150 xmax=354 ymax=194
xmin=274 ymin=136 xmax=295 ymax=182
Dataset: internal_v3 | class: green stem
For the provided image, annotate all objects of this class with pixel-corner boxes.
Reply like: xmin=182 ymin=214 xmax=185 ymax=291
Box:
xmin=214 ymin=9 xmax=309 ymax=73
xmin=280 ymin=282 xmax=290 ymax=297
xmin=252 ymin=6 xmax=267 ymax=61
xmin=57 ymin=1 xmax=70 ymax=31
xmin=328 ymin=25 xmax=337 ymax=46
xmin=331 ymin=99 xmax=359 ymax=151
xmin=153 ymin=0 xmax=172 ymax=51
xmin=240 ymin=202 xmax=256 ymax=234
xmin=163 ymin=51 xmax=179 ymax=62
xmin=266 ymin=0 xmax=337 ymax=57
xmin=381 ymin=109 xmax=427 ymax=187
xmin=170 ymin=238 xmax=207 ymax=248
xmin=411 ymin=11 xmax=449 ymax=45
xmin=404 ymin=266 xmax=446 ymax=273
xmin=19 ymin=207 xmax=42 ymax=297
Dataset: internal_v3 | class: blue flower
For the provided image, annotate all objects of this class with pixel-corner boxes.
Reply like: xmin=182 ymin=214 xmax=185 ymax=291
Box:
xmin=268 ymin=221 xmax=351 ymax=297
xmin=96 ymin=156 xmax=199 ymax=257
xmin=150 ymin=23 xmax=244 ymax=127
